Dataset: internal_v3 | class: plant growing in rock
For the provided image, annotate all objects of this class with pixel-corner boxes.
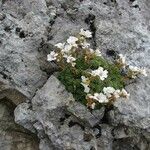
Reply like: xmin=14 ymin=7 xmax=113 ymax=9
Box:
xmin=47 ymin=29 xmax=147 ymax=109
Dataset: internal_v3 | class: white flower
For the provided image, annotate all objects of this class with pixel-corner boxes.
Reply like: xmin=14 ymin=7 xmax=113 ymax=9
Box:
xmin=128 ymin=66 xmax=141 ymax=78
xmin=62 ymin=44 xmax=72 ymax=53
xmin=81 ymin=41 xmax=90 ymax=48
xmin=47 ymin=51 xmax=58 ymax=62
xmin=79 ymin=29 xmax=92 ymax=38
xmin=87 ymin=93 xmax=109 ymax=103
xmin=116 ymin=54 xmax=126 ymax=67
xmin=66 ymin=55 xmax=76 ymax=67
xmin=119 ymin=54 xmax=126 ymax=64
xmin=129 ymin=66 xmax=140 ymax=72
xmin=103 ymin=87 xmax=122 ymax=99
xmin=81 ymin=76 xmax=90 ymax=85
xmin=81 ymin=83 xmax=90 ymax=93
xmin=55 ymin=43 xmax=65 ymax=49
xmin=95 ymin=49 xmax=102 ymax=56
xmin=128 ymin=66 xmax=147 ymax=78
xmin=89 ymin=48 xmax=94 ymax=53
xmin=103 ymin=87 xmax=115 ymax=98
xmin=71 ymin=63 xmax=76 ymax=67
xmin=94 ymin=93 xmax=108 ymax=103
xmin=81 ymin=76 xmax=90 ymax=93
xmin=91 ymin=102 xmax=96 ymax=109
xmin=91 ymin=67 xmax=108 ymax=80
xmin=87 ymin=94 xmax=93 ymax=99
xmin=113 ymin=89 xmax=121 ymax=99
xmin=67 ymin=36 xmax=78 ymax=46
xmin=94 ymin=93 xmax=109 ymax=103
xmin=120 ymin=89 xmax=130 ymax=98
xmin=66 ymin=56 xmax=76 ymax=63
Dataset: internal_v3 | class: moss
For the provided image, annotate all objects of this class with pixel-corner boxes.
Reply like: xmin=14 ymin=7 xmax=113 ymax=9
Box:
xmin=58 ymin=55 xmax=125 ymax=108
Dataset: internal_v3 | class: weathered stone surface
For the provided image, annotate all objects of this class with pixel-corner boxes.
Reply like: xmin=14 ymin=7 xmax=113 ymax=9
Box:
xmin=1 ymin=0 xmax=150 ymax=149
xmin=15 ymin=75 xmax=99 ymax=149
xmin=0 ymin=0 xmax=54 ymax=99
xmin=0 ymin=99 xmax=39 ymax=150
xmin=32 ymin=75 xmax=74 ymax=111
xmin=108 ymin=76 xmax=150 ymax=130
xmin=67 ymin=102 xmax=105 ymax=127
xmin=97 ymin=124 xmax=113 ymax=150
xmin=31 ymin=76 xmax=97 ymax=150
xmin=14 ymin=102 xmax=36 ymax=133
xmin=0 ymin=0 xmax=55 ymax=149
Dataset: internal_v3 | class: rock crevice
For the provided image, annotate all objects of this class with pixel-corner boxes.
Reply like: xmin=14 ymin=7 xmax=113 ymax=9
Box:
xmin=0 ymin=0 xmax=150 ymax=149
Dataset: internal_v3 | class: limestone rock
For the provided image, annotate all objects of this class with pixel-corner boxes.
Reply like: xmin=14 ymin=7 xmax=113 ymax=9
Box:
xmin=15 ymin=75 xmax=99 ymax=150
xmin=30 ymin=75 xmax=96 ymax=149
xmin=1 ymin=0 xmax=150 ymax=149
xmin=14 ymin=102 xmax=36 ymax=133
xmin=32 ymin=75 xmax=74 ymax=110
xmin=0 ymin=0 xmax=53 ymax=98
xmin=67 ymin=102 xmax=105 ymax=127
xmin=108 ymin=76 xmax=150 ymax=130
xmin=0 ymin=100 xmax=39 ymax=150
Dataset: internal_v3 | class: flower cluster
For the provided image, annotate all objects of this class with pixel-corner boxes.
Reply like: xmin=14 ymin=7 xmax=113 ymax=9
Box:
xmin=47 ymin=29 xmax=147 ymax=109
xmin=86 ymin=87 xmax=129 ymax=108
xmin=90 ymin=67 xmax=108 ymax=81
xmin=115 ymin=54 xmax=147 ymax=79
xmin=47 ymin=36 xmax=78 ymax=67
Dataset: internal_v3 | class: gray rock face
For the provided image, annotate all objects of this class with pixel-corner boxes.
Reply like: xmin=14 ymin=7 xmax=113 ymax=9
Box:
xmin=109 ymin=76 xmax=150 ymax=130
xmin=0 ymin=0 xmax=53 ymax=149
xmin=32 ymin=75 xmax=74 ymax=111
xmin=0 ymin=0 xmax=150 ymax=149
xmin=0 ymin=0 xmax=55 ymax=98
xmin=15 ymin=75 xmax=98 ymax=150
xmin=0 ymin=99 xmax=39 ymax=150
xmin=14 ymin=102 xmax=36 ymax=133
xmin=67 ymin=102 xmax=105 ymax=127
xmin=0 ymin=77 xmax=39 ymax=150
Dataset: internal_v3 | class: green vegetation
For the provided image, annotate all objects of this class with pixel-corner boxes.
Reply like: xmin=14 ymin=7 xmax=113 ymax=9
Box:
xmin=47 ymin=29 xmax=145 ymax=109
xmin=58 ymin=55 xmax=125 ymax=107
